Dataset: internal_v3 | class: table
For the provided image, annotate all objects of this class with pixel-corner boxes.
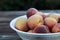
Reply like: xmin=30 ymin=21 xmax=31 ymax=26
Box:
xmin=0 ymin=10 xmax=60 ymax=40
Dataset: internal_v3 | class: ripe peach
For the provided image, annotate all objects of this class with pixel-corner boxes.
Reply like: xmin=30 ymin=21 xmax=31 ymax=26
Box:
xmin=16 ymin=18 xmax=28 ymax=32
xmin=27 ymin=14 xmax=43 ymax=29
xmin=26 ymin=8 xmax=38 ymax=18
xmin=52 ymin=23 xmax=60 ymax=33
xmin=44 ymin=17 xmax=57 ymax=29
xmin=28 ymin=30 xmax=34 ymax=33
xmin=48 ymin=13 xmax=58 ymax=21
xmin=33 ymin=25 xmax=50 ymax=33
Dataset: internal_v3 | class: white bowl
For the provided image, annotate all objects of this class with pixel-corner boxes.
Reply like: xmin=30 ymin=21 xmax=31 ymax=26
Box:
xmin=10 ymin=13 xmax=60 ymax=40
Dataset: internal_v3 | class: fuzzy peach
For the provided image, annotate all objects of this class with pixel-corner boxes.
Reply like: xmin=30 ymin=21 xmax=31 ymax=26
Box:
xmin=16 ymin=18 xmax=28 ymax=32
xmin=52 ymin=23 xmax=60 ymax=33
xmin=27 ymin=14 xmax=43 ymax=29
xmin=33 ymin=25 xmax=50 ymax=33
xmin=48 ymin=13 xmax=58 ymax=21
xmin=26 ymin=8 xmax=38 ymax=18
xmin=44 ymin=17 xmax=57 ymax=29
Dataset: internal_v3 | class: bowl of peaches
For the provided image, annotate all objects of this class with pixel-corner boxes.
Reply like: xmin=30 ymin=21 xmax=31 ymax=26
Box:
xmin=10 ymin=8 xmax=60 ymax=40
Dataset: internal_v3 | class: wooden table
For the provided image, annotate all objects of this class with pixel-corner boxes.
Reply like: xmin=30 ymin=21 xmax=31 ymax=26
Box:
xmin=0 ymin=10 xmax=60 ymax=40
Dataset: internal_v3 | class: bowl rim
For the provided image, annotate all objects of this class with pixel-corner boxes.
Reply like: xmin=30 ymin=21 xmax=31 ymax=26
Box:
xmin=10 ymin=13 xmax=60 ymax=36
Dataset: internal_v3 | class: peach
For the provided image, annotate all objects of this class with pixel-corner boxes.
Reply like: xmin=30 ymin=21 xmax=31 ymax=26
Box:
xmin=26 ymin=8 xmax=38 ymax=18
xmin=35 ymin=12 xmax=46 ymax=19
xmin=33 ymin=25 xmax=50 ymax=33
xmin=16 ymin=18 xmax=28 ymax=32
xmin=28 ymin=30 xmax=34 ymax=33
xmin=27 ymin=14 xmax=43 ymax=29
xmin=52 ymin=23 xmax=60 ymax=33
xmin=44 ymin=17 xmax=57 ymax=29
xmin=48 ymin=13 xmax=58 ymax=21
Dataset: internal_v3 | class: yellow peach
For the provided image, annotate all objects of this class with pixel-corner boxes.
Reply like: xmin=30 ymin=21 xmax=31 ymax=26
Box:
xmin=27 ymin=14 xmax=43 ymax=29
xmin=44 ymin=17 xmax=57 ymax=29
xmin=16 ymin=18 xmax=28 ymax=32
xmin=48 ymin=13 xmax=58 ymax=21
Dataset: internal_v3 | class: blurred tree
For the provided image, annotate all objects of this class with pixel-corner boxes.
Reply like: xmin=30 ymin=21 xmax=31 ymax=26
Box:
xmin=0 ymin=0 xmax=60 ymax=11
xmin=46 ymin=0 xmax=60 ymax=9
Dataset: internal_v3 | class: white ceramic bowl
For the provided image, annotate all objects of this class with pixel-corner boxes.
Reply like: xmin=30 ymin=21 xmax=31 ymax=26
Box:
xmin=10 ymin=13 xmax=60 ymax=40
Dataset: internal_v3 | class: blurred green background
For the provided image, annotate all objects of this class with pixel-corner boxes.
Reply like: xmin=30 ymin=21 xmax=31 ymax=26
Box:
xmin=0 ymin=0 xmax=60 ymax=11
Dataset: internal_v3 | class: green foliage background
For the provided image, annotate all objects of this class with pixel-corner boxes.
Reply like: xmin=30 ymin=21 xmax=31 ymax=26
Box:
xmin=0 ymin=0 xmax=60 ymax=11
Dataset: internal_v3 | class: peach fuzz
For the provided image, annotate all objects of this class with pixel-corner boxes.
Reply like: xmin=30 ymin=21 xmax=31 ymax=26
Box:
xmin=33 ymin=25 xmax=50 ymax=33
